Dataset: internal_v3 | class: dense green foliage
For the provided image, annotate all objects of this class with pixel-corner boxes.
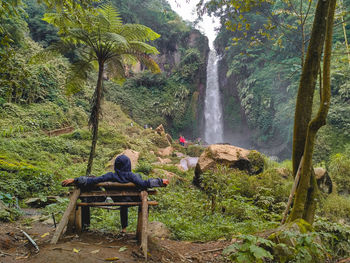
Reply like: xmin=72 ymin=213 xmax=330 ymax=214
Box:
xmin=204 ymin=0 xmax=350 ymax=161
xmin=101 ymin=0 xmax=208 ymax=139
xmin=1 ymin=0 xmax=350 ymax=262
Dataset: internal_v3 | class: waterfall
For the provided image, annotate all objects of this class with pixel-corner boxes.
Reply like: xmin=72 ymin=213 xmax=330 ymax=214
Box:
xmin=204 ymin=49 xmax=224 ymax=144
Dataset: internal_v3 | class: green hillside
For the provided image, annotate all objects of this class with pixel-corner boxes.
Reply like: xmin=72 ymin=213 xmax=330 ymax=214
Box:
xmin=1 ymin=0 xmax=350 ymax=262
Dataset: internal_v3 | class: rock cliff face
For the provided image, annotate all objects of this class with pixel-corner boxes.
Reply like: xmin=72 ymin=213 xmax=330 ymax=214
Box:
xmin=155 ymin=29 xmax=209 ymax=139
xmin=218 ymin=56 xmax=253 ymax=148
xmin=216 ymin=49 xmax=291 ymax=159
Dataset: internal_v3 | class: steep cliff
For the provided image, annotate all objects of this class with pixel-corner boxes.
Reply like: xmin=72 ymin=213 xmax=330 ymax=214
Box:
xmin=106 ymin=0 xmax=210 ymax=139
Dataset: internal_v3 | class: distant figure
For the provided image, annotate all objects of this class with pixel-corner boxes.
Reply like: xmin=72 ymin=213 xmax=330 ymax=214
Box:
xmin=62 ymin=155 xmax=169 ymax=233
xmin=179 ymin=135 xmax=186 ymax=146
xmin=130 ymin=122 xmax=133 ymax=127
xmin=197 ymin=138 xmax=202 ymax=145
xmin=144 ymin=124 xmax=148 ymax=129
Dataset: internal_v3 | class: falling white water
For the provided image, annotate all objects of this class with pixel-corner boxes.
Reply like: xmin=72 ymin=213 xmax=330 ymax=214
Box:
xmin=204 ymin=49 xmax=224 ymax=144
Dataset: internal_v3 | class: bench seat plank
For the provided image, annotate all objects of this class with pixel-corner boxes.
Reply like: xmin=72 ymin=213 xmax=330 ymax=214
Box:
xmin=77 ymin=201 xmax=158 ymax=206
xmin=78 ymin=190 xmax=156 ymax=197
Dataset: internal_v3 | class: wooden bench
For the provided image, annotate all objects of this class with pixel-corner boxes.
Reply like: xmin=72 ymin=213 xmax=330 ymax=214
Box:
xmin=50 ymin=182 xmax=158 ymax=260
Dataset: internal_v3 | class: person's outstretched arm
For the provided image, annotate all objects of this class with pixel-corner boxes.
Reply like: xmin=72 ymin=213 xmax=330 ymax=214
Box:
xmin=62 ymin=173 xmax=116 ymax=187
xmin=125 ymin=173 xmax=169 ymax=188
xmin=62 ymin=173 xmax=169 ymax=188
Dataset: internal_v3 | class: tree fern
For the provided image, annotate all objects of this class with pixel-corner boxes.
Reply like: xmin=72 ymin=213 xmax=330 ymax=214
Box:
xmin=44 ymin=2 xmax=160 ymax=174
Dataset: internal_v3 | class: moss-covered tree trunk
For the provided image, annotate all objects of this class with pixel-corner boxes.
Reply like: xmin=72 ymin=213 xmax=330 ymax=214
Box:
xmin=292 ymin=0 xmax=330 ymax=177
xmin=86 ymin=62 xmax=104 ymax=175
xmin=289 ymin=0 xmax=336 ymax=223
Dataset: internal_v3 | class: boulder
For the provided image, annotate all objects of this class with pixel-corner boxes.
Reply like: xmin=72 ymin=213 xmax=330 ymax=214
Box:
xmin=314 ymin=167 xmax=332 ymax=194
xmin=148 ymin=221 xmax=171 ymax=238
xmin=174 ymin=151 xmax=185 ymax=158
xmin=180 ymin=157 xmax=199 ymax=171
xmin=156 ymin=157 xmax=172 ymax=164
xmin=25 ymin=196 xmax=60 ymax=208
xmin=106 ymin=149 xmax=140 ymax=171
xmin=158 ymin=146 xmax=173 ymax=157
xmin=155 ymin=124 xmax=166 ymax=136
xmin=194 ymin=144 xmax=264 ymax=186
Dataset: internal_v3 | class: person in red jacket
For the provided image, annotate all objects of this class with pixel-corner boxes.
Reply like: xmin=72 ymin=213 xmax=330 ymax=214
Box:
xmin=179 ymin=135 xmax=186 ymax=146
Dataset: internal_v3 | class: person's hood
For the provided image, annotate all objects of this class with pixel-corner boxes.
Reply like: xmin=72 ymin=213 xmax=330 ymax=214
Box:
xmin=114 ymin=155 xmax=132 ymax=173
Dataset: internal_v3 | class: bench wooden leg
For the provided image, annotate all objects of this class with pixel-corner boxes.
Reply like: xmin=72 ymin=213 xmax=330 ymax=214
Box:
xmin=51 ymin=188 xmax=81 ymax=244
xmin=136 ymin=207 xmax=142 ymax=243
xmin=81 ymin=206 xmax=90 ymax=231
xmin=75 ymin=207 xmax=82 ymax=233
xmin=140 ymin=191 xmax=149 ymax=261
xmin=66 ymin=206 xmax=76 ymax=234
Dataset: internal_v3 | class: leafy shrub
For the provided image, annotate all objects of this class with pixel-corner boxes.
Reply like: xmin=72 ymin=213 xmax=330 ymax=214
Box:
xmin=147 ymin=132 xmax=170 ymax=148
xmin=314 ymin=218 xmax=350 ymax=260
xmin=319 ymin=194 xmax=350 ymax=223
xmin=223 ymin=234 xmax=274 ymax=263
xmin=135 ymin=161 xmax=153 ymax=175
xmin=224 ymin=231 xmax=328 ymax=263
xmin=247 ymin=150 xmax=265 ymax=174
xmin=186 ymin=144 xmax=204 ymax=157
xmin=329 ymin=153 xmax=350 ymax=194
xmin=64 ymin=129 xmax=91 ymax=140
xmin=0 ymin=157 xmax=59 ymax=199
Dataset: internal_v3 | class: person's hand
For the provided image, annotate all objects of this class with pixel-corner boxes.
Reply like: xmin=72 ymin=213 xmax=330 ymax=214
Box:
xmin=62 ymin=178 xmax=75 ymax=186
xmin=162 ymin=179 xmax=169 ymax=186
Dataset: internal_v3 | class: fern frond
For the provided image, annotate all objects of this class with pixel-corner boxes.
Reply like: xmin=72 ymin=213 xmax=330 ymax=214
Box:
xmin=131 ymin=53 xmax=161 ymax=73
xmin=105 ymin=56 xmax=126 ymax=80
xmin=103 ymin=32 xmax=129 ymax=49
xmin=119 ymin=24 xmax=160 ymax=42
xmin=98 ymin=2 xmax=122 ymax=31
xmin=65 ymin=59 xmax=94 ymax=95
xmin=128 ymin=41 xmax=159 ymax=54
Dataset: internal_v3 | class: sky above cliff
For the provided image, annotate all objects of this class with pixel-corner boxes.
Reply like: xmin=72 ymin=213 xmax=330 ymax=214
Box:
xmin=167 ymin=0 xmax=219 ymax=48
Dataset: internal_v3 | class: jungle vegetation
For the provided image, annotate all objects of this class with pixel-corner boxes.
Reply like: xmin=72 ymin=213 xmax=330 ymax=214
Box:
xmin=1 ymin=0 xmax=350 ymax=262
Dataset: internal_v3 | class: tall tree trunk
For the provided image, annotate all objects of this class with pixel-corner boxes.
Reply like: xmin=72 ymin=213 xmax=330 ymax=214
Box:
xmin=289 ymin=0 xmax=336 ymax=223
xmin=292 ymin=0 xmax=330 ymax=177
xmin=86 ymin=62 xmax=104 ymax=175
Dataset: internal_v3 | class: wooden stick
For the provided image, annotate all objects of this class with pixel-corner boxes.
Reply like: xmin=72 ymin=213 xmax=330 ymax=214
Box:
xmin=21 ymin=230 xmax=39 ymax=252
xmin=281 ymin=156 xmax=304 ymax=225
xmin=51 ymin=188 xmax=81 ymax=244
xmin=0 ymin=250 xmax=13 ymax=256
xmin=140 ymin=191 xmax=149 ymax=261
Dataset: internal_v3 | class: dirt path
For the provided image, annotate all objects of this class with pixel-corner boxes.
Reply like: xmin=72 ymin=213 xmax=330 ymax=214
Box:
xmin=0 ymin=212 xmax=229 ymax=263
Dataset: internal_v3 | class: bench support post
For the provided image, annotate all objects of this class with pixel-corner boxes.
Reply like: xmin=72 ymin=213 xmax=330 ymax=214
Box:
xmin=51 ymin=188 xmax=81 ymax=244
xmin=140 ymin=190 xmax=149 ymax=261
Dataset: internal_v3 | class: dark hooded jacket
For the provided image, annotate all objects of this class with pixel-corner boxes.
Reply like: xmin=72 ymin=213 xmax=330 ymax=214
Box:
xmin=74 ymin=155 xmax=164 ymax=188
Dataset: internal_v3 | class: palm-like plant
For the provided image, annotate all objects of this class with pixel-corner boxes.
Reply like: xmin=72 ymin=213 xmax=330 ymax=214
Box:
xmin=44 ymin=2 xmax=160 ymax=174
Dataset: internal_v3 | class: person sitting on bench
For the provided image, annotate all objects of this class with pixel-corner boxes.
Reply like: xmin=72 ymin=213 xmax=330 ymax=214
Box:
xmin=62 ymin=155 xmax=169 ymax=233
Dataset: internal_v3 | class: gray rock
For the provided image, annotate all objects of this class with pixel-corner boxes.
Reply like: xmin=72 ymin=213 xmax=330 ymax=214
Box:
xmin=25 ymin=196 xmax=60 ymax=208
xmin=180 ymin=157 xmax=199 ymax=171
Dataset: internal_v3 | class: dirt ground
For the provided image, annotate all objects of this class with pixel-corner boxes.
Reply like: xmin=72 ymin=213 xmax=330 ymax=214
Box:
xmin=0 ymin=210 xmax=229 ymax=263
